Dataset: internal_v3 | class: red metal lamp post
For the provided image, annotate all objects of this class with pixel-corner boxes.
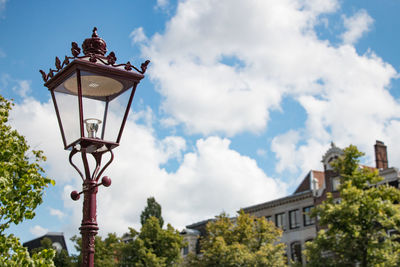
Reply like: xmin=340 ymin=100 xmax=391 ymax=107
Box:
xmin=40 ymin=27 xmax=149 ymax=267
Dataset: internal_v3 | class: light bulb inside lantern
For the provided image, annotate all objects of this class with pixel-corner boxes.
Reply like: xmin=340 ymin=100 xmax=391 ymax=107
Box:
xmin=84 ymin=118 xmax=102 ymax=138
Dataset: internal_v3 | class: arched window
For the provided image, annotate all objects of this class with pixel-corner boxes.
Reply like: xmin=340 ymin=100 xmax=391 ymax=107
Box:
xmin=290 ymin=241 xmax=302 ymax=263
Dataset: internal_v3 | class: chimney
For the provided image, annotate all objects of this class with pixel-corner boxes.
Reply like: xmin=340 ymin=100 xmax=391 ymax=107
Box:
xmin=375 ymin=140 xmax=388 ymax=169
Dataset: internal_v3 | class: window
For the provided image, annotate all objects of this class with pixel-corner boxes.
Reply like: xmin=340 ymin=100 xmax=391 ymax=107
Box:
xmin=290 ymin=242 xmax=302 ymax=263
xmin=265 ymin=215 xmax=272 ymax=222
xmin=289 ymin=209 xmax=300 ymax=229
xmin=332 ymin=177 xmax=340 ymax=191
xmin=275 ymin=213 xmax=286 ymax=230
xmin=183 ymin=246 xmax=189 ymax=255
xmin=303 ymin=206 xmax=315 ymax=226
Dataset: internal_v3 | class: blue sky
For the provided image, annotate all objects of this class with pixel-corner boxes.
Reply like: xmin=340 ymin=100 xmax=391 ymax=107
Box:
xmin=1 ymin=0 xmax=400 ymax=254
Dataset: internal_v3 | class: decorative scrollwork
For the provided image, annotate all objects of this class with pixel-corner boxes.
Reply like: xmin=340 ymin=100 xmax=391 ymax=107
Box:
xmin=39 ymin=27 xmax=150 ymax=83
xmin=69 ymin=145 xmax=114 ymax=182
xmin=141 ymin=60 xmax=150 ymax=73
xmin=39 ymin=70 xmax=47 ymax=82
xmin=69 ymin=148 xmax=85 ymax=181
xmin=55 ymin=57 xmax=62 ymax=70
xmin=93 ymin=147 xmax=114 ymax=181
xmin=106 ymin=52 xmax=116 ymax=65
xmin=124 ymin=61 xmax=132 ymax=71
xmin=63 ymin=56 xmax=70 ymax=66
xmin=71 ymin=42 xmax=81 ymax=57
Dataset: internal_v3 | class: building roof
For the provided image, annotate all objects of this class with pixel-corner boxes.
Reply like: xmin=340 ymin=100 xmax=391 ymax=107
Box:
xmin=23 ymin=232 xmax=68 ymax=254
xmin=293 ymin=170 xmax=325 ymax=194
xmin=180 ymin=228 xmax=201 ymax=236
xmin=186 ymin=218 xmax=215 ymax=229
xmin=241 ymin=190 xmax=313 ymax=213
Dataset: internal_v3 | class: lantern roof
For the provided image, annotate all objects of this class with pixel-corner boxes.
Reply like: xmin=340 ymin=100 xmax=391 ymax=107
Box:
xmin=40 ymin=27 xmax=149 ymax=90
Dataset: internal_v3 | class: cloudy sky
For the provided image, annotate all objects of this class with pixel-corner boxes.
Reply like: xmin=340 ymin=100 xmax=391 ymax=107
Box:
xmin=1 ymin=0 xmax=400 ymax=253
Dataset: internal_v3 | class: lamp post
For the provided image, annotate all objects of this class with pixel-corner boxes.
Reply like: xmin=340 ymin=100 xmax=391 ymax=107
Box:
xmin=39 ymin=27 xmax=149 ymax=267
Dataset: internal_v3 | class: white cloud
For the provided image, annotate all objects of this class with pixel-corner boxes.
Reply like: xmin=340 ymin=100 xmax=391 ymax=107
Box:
xmin=97 ymin=132 xmax=284 ymax=234
xmin=129 ymin=27 xmax=147 ymax=45
xmin=0 ymin=73 xmax=10 ymax=88
xmin=12 ymin=80 xmax=31 ymax=98
xmin=0 ymin=0 xmax=7 ymax=12
xmin=256 ymin=148 xmax=266 ymax=156
xmin=135 ymin=0 xmax=387 ymax=137
xmin=271 ymin=130 xmax=301 ymax=173
xmin=160 ymin=137 xmax=285 ymax=226
xmin=155 ymin=0 xmax=169 ymax=10
xmin=10 ymin=97 xmax=285 ymax=237
xmin=0 ymin=76 xmax=31 ymax=97
xmin=341 ymin=9 xmax=374 ymax=45
xmin=134 ymin=0 xmax=400 ymax=174
xmin=49 ymin=208 xmax=65 ymax=220
xmin=30 ymin=225 xmax=48 ymax=237
xmin=302 ymin=0 xmax=339 ymax=14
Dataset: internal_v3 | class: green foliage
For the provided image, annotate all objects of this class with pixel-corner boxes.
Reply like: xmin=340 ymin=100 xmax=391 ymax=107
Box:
xmin=71 ymin=233 xmax=123 ymax=267
xmin=70 ymin=198 xmax=183 ymax=267
xmin=141 ymin=197 xmax=164 ymax=228
xmin=120 ymin=216 xmax=184 ymax=267
xmin=0 ymin=234 xmax=55 ymax=267
xmin=187 ymin=210 xmax=287 ymax=267
xmin=32 ymin=237 xmax=73 ymax=267
xmin=0 ymin=95 xmax=55 ymax=265
xmin=304 ymin=145 xmax=400 ymax=267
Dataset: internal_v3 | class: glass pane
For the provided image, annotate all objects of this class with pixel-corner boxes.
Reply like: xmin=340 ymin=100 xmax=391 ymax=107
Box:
xmin=275 ymin=213 xmax=286 ymax=230
xmin=290 ymin=210 xmax=300 ymax=229
xmin=104 ymin=87 xmax=134 ymax=143
xmin=303 ymin=206 xmax=315 ymax=226
xmin=53 ymin=91 xmax=80 ymax=148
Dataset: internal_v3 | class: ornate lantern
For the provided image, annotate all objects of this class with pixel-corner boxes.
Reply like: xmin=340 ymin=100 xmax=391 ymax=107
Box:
xmin=40 ymin=27 xmax=149 ymax=267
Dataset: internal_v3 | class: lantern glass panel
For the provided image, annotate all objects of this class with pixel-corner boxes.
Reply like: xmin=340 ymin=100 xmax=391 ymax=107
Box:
xmin=53 ymin=90 xmax=80 ymax=148
xmin=102 ymin=88 xmax=133 ymax=142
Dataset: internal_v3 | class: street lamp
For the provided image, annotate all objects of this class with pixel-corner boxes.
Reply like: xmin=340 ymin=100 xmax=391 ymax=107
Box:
xmin=40 ymin=27 xmax=149 ymax=266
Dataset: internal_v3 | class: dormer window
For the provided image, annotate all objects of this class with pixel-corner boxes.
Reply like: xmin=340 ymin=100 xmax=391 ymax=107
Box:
xmin=321 ymin=142 xmax=343 ymax=171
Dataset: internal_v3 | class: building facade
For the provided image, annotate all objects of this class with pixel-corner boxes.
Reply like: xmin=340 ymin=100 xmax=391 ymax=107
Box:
xmin=182 ymin=141 xmax=400 ymax=265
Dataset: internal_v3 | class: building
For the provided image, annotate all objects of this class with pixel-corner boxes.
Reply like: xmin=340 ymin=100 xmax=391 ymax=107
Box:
xmin=182 ymin=141 xmax=400 ymax=265
xmin=23 ymin=232 xmax=68 ymax=254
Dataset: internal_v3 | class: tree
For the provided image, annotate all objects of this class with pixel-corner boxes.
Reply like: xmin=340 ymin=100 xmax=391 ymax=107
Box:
xmin=0 ymin=95 xmax=55 ymax=266
xmin=186 ymin=210 xmax=287 ymax=267
xmin=70 ymin=198 xmax=183 ymax=267
xmin=304 ymin=145 xmax=400 ymax=267
xmin=120 ymin=216 xmax=184 ymax=267
xmin=141 ymin=197 xmax=164 ymax=228
xmin=32 ymin=237 xmax=72 ymax=267
xmin=71 ymin=233 xmax=123 ymax=267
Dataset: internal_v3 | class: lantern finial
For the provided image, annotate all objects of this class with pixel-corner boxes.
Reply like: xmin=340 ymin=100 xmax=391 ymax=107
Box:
xmin=82 ymin=27 xmax=107 ymax=56
xmin=92 ymin=27 xmax=98 ymax=37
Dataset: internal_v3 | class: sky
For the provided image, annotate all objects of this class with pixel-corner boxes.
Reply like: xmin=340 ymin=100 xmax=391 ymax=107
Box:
xmin=1 ymin=0 xmax=400 ymax=254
